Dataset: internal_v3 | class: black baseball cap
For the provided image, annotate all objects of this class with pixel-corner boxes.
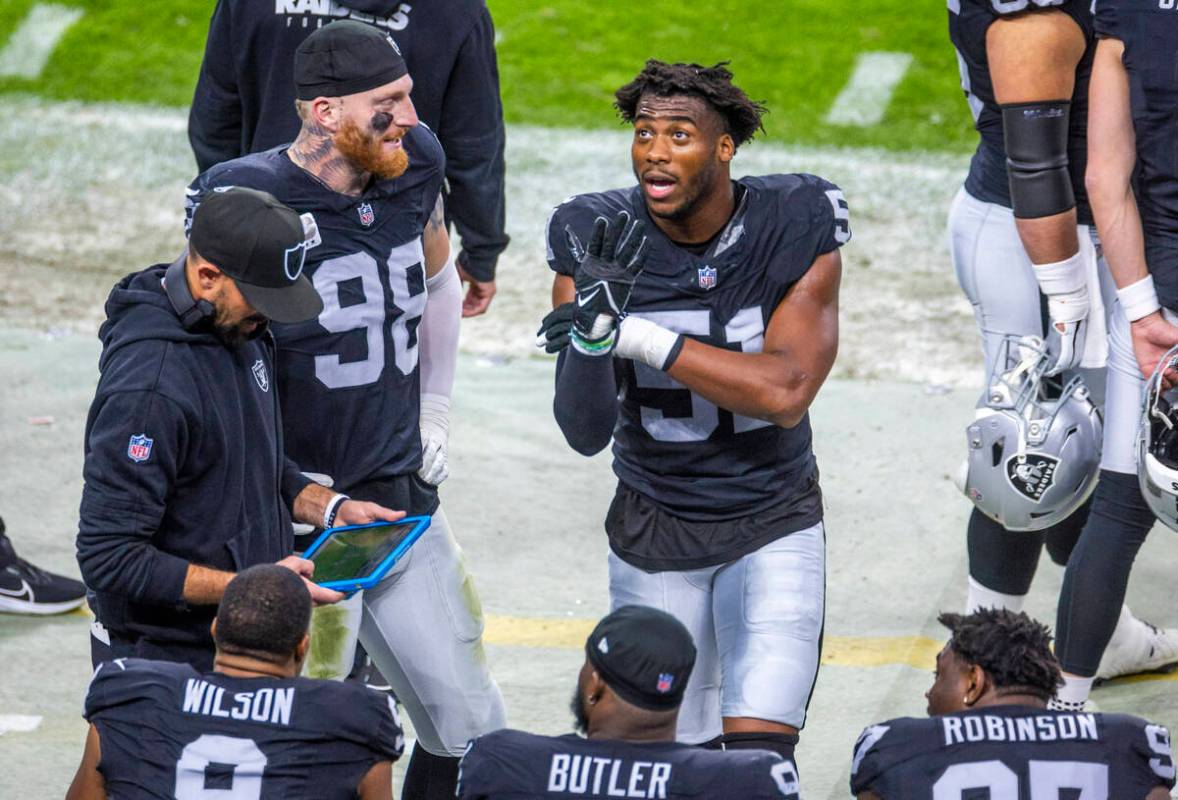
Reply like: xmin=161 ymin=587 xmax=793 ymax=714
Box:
xmin=586 ymin=605 xmax=696 ymax=711
xmin=189 ymin=187 xmax=322 ymax=324
xmin=294 ymin=20 xmax=408 ymax=101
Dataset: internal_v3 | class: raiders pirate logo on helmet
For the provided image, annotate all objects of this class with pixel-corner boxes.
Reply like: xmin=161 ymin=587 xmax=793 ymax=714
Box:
xmin=1006 ymin=454 xmax=1059 ymax=503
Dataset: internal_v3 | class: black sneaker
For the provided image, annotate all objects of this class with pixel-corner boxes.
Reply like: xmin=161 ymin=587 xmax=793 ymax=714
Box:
xmin=0 ymin=518 xmax=86 ymax=615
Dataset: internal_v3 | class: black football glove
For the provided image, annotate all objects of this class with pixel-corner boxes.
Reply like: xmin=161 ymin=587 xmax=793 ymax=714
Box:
xmin=569 ymin=211 xmax=649 ymax=353
xmin=536 ymin=302 xmax=574 ymax=353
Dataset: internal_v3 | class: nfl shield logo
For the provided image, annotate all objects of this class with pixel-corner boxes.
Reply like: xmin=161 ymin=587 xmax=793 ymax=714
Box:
xmin=698 ymin=265 xmax=717 ymax=290
xmin=252 ymin=359 xmax=270 ymax=392
xmin=127 ymin=434 xmax=153 ymax=463
xmin=656 ymin=673 xmax=674 ymax=694
xmin=358 ymin=202 xmax=375 ymax=227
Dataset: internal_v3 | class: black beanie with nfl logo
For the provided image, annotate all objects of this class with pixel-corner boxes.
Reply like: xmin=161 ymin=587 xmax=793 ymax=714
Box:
xmin=585 ymin=605 xmax=697 ymax=711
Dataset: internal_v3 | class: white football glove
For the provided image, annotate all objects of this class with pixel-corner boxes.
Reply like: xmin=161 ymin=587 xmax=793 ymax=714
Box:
xmin=418 ymin=394 xmax=450 ymax=486
xmin=1034 ymin=250 xmax=1090 ymax=375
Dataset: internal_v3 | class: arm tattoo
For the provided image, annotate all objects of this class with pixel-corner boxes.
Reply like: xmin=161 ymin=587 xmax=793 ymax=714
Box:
xmin=428 ymin=194 xmax=446 ymax=232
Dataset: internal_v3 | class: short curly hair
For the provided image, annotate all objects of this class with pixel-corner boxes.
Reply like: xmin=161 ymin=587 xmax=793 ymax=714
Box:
xmin=614 ymin=59 xmax=767 ymax=148
xmin=938 ymin=608 xmax=1063 ymax=701
xmin=214 ymin=565 xmax=311 ymax=664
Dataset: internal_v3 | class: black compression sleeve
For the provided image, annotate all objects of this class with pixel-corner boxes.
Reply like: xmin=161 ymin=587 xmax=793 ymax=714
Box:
xmin=1001 ymin=101 xmax=1075 ymax=219
xmin=1055 ymin=470 xmax=1156 ymax=676
xmin=553 ymin=348 xmax=619 ymax=456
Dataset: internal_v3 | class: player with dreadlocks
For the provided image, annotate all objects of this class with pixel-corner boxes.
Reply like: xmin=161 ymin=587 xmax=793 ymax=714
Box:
xmin=850 ymin=608 xmax=1176 ymax=799
xmin=536 ymin=59 xmax=851 ymax=771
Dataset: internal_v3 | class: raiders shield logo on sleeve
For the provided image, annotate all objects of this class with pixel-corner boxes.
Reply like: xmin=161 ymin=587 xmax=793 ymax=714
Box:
xmin=1006 ymin=454 xmax=1058 ymax=502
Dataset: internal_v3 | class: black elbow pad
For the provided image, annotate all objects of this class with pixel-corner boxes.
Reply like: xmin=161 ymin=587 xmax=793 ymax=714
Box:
xmin=1001 ymin=101 xmax=1075 ymax=219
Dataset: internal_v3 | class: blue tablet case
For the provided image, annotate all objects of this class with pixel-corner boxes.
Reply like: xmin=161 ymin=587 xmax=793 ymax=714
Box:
xmin=302 ymin=516 xmax=431 ymax=593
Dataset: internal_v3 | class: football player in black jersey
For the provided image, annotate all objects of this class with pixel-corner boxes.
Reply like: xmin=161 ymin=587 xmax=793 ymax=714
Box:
xmin=458 ymin=605 xmax=800 ymax=799
xmin=67 ymin=565 xmax=403 ymax=800
xmin=1050 ymin=0 xmax=1178 ymax=713
xmin=539 ymin=60 xmax=849 ymax=765
xmin=850 ymin=608 xmax=1175 ymax=799
xmin=184 ymin=22 xmax=504 ymax=799
xmin=946 ymin=0 xmax=1178 ymax=681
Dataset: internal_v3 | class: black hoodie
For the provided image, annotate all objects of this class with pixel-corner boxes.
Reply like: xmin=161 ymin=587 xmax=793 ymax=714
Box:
xmin=77 ymin=264 xmax=311 ymax=651
xmin=187 ymin=0 xmax=508 ymax=281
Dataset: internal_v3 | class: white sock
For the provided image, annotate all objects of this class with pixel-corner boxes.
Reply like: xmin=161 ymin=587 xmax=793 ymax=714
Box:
xmin=966 ymin=577 xmax=1026 ymax=613
xmin=1104 ymin=605 xmax=1138 ymax=650
xmin=1051 ymin=674 xmax=1095 ymax=710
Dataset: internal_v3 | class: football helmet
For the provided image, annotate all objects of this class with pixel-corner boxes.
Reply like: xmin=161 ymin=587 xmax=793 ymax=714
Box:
xmin=957 ymin=335 xmax=1102 ymax=531
xmin=1136 ymin=344 xmax=1178 ymax=530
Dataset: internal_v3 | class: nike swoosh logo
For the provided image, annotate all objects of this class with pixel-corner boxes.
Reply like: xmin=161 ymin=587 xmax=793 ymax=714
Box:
xmin=0 ymin=578 xmax=32 ymax=602
xmin=578 ymin=288 xmax=601 ymax=307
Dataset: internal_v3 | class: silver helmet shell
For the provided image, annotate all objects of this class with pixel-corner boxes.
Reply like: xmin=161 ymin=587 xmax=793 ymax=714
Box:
xmin=1136 ymin=344 xmax=1178 ymax=530
xmin=959 ymin=336 xmax=1103 ymax=532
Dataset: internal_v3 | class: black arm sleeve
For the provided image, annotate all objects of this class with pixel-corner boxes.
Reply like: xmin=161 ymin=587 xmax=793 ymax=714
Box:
xmin=553 ymin=348 xmax=619 ymax=457
xmin=281 ymin=456 xmax=312 ymax=512
xmin=187 ymin=0 xmax=243 ymax=173
xmin=440 ymin=5 xmax=509 ymax=282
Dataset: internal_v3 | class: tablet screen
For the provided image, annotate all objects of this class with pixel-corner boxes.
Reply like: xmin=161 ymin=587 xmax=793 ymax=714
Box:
xmin=308 ymin=521 xmax=421 ymax=584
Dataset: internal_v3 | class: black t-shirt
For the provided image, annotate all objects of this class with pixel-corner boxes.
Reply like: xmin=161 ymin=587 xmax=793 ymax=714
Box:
xmin=458 ymin=729 xmax=801 ymax=799
xmin=948 ymin=0 xmax=1095 ymax=225
xmin=850 ymin=706 xmax=1175 ymax=799
xmin=546 ymin=175 xmax=848 ymax=568
xmin=84 ymin=658 xmax=404 ymax=798
xmin=1095 ymin=0 xmax=1178 ymax=309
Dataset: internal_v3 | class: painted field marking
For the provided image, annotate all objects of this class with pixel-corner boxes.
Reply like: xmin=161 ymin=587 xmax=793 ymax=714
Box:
xmin=0 ymin=4 xmax=84 ymax=79
xmin=483 ymin=614 xmax=943 ymax=670
xmin=0 ymin=714 xmax=43 ymax=735
xmin=825 ymin=51 xmax=914 ymax=127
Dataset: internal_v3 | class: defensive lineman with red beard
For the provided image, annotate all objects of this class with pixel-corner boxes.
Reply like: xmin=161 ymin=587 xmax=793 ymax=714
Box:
xmin=185 ymin=21 xmax=504 ymax=800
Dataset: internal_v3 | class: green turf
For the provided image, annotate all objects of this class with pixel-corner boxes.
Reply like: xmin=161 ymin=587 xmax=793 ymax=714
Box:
xmin=0 ymin=0 xmax=975 ymax=152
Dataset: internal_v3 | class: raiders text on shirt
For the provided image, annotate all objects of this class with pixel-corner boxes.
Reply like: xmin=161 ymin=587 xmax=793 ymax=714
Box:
xmin=181 ymin=678 xmax=294 ymax=726
xmin=548 ymin=753 xmax=672 ymax=798
xmin=273 ymin=0 xmax=412 ymax=31
xmin=943 ymin=713 xmax=1098 ymax=746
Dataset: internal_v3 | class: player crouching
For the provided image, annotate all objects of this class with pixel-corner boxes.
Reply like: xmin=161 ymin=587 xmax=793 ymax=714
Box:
xmin=458 ymin=606 xmax=800 ymax=799
xmin=850 ymin=608 xmax=1175 ymax=799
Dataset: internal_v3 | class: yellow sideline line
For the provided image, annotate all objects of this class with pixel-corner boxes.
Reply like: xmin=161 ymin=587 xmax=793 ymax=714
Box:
xmin=72 ymin=607 xmax=1178 ymax=681
xmin=482 ymin=614 xmax=943 ymax=670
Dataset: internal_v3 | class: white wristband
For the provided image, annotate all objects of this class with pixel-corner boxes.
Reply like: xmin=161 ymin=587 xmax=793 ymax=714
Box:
xmin=323 ymin=492 xmax=350 ymax=529
xmin=615 ymin=316 xmax=682 ymax=370
xmin=1117 ymin=274 xmax=1161 ymax=322
xmin=1032 ymin=251 xmax=1086 ymax=295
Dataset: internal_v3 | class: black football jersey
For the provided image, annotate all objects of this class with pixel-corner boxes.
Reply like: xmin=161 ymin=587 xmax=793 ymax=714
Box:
xmin=546 ymin=175 xmax=849 ymax=524
xmin=850 ymin=706 xmax=1176 ymax=799
xmin=1095 ymin=0 xmax=1178 ymax=309
xmin=948 ymin=0 xmax=1095 ymax=225
xmin=185 ymin=125 xmax=445 ymax=491
xmin=83 ymin=657 xmax=404 ymax=799
xmin=457 ymin=729 xmax=801 ymax=799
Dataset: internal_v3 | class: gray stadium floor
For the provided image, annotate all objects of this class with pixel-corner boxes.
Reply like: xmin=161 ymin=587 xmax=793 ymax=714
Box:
xmin=3 ymin=331 xmax=1178 ymax=798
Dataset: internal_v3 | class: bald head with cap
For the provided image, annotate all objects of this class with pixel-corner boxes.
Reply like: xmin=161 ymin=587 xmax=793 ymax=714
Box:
xmin=288 ymin=20 xmax=418 ymax=189
xmin=571 ymin=605 xmax=697 ymax=742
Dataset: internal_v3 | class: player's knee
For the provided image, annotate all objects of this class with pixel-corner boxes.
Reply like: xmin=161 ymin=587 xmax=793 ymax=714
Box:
xmin=715 ymin=731 xmax=799 ymax=762
xmin=1090 ymin=470 xmax=1154 ymax=532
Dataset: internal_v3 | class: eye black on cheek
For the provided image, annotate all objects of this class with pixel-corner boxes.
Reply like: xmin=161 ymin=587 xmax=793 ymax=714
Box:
xmin=370 ymin=111 xmax=393 ymax=133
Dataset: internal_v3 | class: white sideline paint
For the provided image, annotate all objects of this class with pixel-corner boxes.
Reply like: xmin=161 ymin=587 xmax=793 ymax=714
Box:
xmin=0 ymin=4 xmax=83 ymax=79
xmin=825 ymin=51 xmax=914 ymax=127
xmin=0 ymin=714 xmax=42 ymax=735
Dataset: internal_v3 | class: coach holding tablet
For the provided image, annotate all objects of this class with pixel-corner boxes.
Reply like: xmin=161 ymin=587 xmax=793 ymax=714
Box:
xmin=77 ymin=187 xmax=401 ymax=671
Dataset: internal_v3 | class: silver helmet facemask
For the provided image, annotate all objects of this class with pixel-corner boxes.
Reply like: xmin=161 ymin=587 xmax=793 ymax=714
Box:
xmin=957 ymin=335 xmax=1102 ymax=531
xmin=1136 ymin=344 xmax=1178 ymax=530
